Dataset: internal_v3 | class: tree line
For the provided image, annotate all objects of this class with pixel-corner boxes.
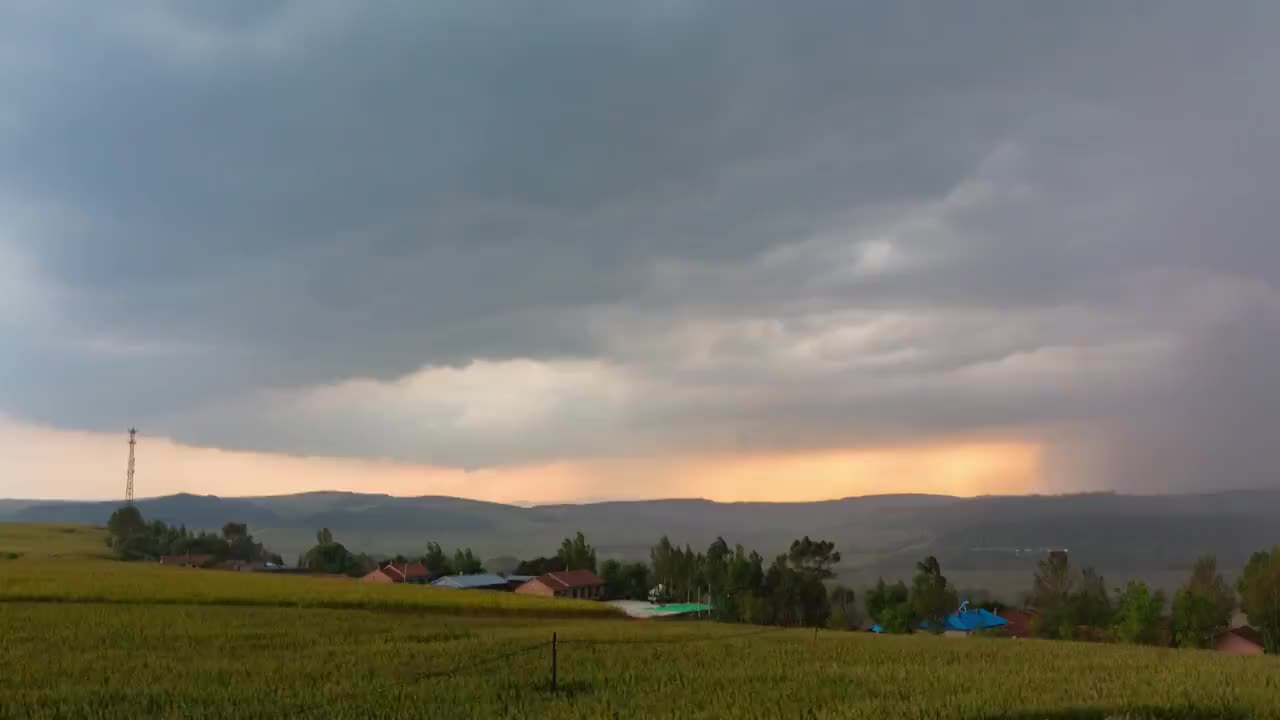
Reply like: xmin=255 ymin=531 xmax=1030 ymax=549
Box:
xmin=106 ymin=505 xmax=1280 ymax=652
xmin=105 ymin=506 xmax=280 ymax=565
xmin=861 ymin=547 xmax=1280 ymax=654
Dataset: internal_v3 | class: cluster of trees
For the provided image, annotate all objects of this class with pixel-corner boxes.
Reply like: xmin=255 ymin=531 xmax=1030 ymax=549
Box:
xmin=1237 ymin=546 xmax=1280 ymax=654
xmin=420 ymin=542 xmax=483 ymax=575
xmin=297 ymin=531 xmax=489 ymax=578
xmin=298 ymin=528 xmax=376 ymax=576
xmin=644 ymin=535 xmax=844 ymax=628
xmin=106 ymin=506 xmax=280 ymax=564
xmin=863 ymin=556 xmax=959 ymax=634
xmin=1016 ymin=548 xmax=1280 ymax=654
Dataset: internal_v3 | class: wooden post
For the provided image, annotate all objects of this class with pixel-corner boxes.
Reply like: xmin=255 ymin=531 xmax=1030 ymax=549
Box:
xmin=551 ymin=632 xmax=558 ymax=692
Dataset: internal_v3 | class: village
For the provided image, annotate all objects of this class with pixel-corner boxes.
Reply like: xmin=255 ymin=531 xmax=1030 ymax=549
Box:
xmin=153 ymin=541 xmax=1270 ymax=656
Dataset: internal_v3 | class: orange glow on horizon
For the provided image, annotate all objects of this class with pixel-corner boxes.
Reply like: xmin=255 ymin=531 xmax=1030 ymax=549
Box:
xmin=2 ymin=417 xmax=1042 ymax=504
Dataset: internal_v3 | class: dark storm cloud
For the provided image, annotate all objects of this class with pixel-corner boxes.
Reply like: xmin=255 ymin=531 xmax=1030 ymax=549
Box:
xmin=2 ymin=1 xmax=1279 ymax=487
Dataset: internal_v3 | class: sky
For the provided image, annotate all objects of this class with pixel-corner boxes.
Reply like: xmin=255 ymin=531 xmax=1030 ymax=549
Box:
xmin=2 ymin=2 xmax=1279 ymax=503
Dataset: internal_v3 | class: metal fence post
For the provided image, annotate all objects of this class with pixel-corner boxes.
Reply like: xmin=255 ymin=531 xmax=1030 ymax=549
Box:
xmin=551 ymin=632 xmax=558 ymax=692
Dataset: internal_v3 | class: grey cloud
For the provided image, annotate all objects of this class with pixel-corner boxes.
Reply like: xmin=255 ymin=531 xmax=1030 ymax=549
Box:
xmin=2 ymin=2 xmax=1279 ymax=490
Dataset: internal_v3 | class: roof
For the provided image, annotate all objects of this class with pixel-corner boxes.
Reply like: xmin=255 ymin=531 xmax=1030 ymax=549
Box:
xmin=431 ymin=573 xmax=510 ymax=589
xmin=382 ymin=561 xmax=431 ymax=581
xmin=1221 ymin=626 xmax=1264 ymax=647
xmin=537 ymin=569 xmax=604 ymax=589
xmin=504 ymin=575 xmax=534 ymax=583
xmin=919 ymin=603 xmax=1010 ymax=632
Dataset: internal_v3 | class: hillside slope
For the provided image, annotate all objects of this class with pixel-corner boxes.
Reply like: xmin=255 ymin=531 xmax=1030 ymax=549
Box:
xmin=10 ymin=490 xmax=1280 ymax=593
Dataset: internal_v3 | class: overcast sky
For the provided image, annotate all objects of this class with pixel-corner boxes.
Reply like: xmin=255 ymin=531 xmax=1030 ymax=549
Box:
xmin=3 ymin=2 xmax=1278 ymax=501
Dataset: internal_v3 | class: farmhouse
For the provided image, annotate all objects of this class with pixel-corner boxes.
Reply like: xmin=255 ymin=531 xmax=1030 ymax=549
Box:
xmin=361 ymin=561 xmax=432 ymax=584
xmin=431 ymin=573 xmax=512 ymax=591
xmin=515 ymin=569 xmax=605 ymax=600
xmin=1214 ymin=626 xmax=1265 ymax=656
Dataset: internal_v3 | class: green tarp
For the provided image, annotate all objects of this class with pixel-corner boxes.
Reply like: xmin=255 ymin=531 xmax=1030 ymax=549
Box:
xmin=649 ymin=603 xmax=711 ymax=614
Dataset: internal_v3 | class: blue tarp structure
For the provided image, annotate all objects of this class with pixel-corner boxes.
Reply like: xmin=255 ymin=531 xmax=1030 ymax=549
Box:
xmin=925 ymin=607 xmax=1008 ymax=632
xmin=920 ymin=602 xmax=1009 ymax=632
xmin=871 ymin=602 xmax=1009 ymax=633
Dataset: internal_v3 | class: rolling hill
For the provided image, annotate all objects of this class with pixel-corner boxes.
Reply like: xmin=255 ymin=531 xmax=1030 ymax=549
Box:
xmin=7 ymin=489 xmax=1279 ymax=596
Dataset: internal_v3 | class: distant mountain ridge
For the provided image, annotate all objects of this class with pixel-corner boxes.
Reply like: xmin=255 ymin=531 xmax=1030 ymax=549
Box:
xmin=7 ymin=489 xmax=1279 ymax=594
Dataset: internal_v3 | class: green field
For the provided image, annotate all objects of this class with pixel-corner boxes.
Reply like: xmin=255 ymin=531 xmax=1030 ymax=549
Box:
xmin=2 ymin=524 xmax=1278 ymax=719
xmin=0 ymin=559 xmax=615 ymax=619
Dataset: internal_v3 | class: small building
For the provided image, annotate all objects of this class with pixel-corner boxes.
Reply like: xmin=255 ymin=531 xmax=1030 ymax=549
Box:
xmin=1215 ymin=626 xmax=1265 ymax=656
xmin=431 ymin=573 xmax=512 ymax=591
xmin=515 ymin=569 xmax=605 ymax=600
xmin=158 ymin=553 xmax=215 ymax=568
xmin=362 ymin=561 xmax=432 ymax=584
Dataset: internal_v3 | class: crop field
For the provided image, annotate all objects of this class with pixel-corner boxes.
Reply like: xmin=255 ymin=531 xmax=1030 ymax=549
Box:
xmin=0 ymin=558 xmax=614 ymax=618
xmin=2 ymin=525 xmax=1278 ymax=719
xmin=3 ymin=602 xmax=1279 ymax=719
xmin=0 ymin=523 xmax=108 ymax=560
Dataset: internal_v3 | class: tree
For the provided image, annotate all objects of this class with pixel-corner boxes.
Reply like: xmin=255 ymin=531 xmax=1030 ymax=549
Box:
xmin=1074 ymin=568 xmax=1113 ymax=629
xmin=829 ymin=585 xmax=858 ymax=630
xmin=1113 ymin=581 xmax=1166 ymax=645
xmin=911 ymin=556 xmax=958 ymax=633
xmin=787 ymin=537 xmax=840 ymax=581
xmin=1029 ymin=551 xmax=1078 ymax=639
xmin=451 ymin=547 xmax=484 ymax=574
xmin=1172 ymin=555 xmax=1235 ymax=649
xmin=302 ymin=529 xmax=362 ymax=576
xmin=106 ymin=506 xmax=149 ymax=559
xmin=620 ymin=561 xmax=652 ymax=601
xmin=600 ymin=559 xmax=625 ymax=600
xmin=865 ymin=578 xmax=913 ymax=633
xmin=422 ymin=542 xmax=452 ymax=576
xmin=558 ymin=531 xmax=597 ymax=573
xmin=514 ymin=556 xmax=564 ymax=576
xmin=1237 ymin=546 xmax=1280 ymax=654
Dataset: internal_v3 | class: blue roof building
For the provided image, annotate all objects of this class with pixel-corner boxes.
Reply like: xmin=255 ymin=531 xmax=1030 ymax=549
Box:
xmin=921 ymin=602 xmax=1009 ymax=632
xmin=430 ymin=573 xmax=512 ymax=590
xmin=871 ymin=602 xmax=1010 ymax=633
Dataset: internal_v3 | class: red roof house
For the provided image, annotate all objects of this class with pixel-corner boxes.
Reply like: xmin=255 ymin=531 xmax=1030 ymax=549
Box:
xmin=363 ymin=561 xmax=432 ymax=585
xmin=515 ymin=569 xmax=605 ymax=600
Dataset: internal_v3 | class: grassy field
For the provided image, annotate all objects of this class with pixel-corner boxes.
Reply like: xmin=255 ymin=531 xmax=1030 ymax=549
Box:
xmin=0 ymin=523 xmax=108 ymax=559
xmin=2 ymin=524 xmax=1278 ymax=719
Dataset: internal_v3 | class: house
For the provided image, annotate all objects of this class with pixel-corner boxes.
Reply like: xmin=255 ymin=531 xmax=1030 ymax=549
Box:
xmin=158 ymin=553 xmax=215 ymax=568
xmin=1215 ymin=626 xmax=1265 ymax=656
xmin=515 ymin=569 xmax=605 ymax=600
xmin=431 ymin=573 xmax=512 ymax=591
xmin=361 ymin=561 xmax=432 ymax=584
xmin=361 ymin=567 xmax=398 ymax=583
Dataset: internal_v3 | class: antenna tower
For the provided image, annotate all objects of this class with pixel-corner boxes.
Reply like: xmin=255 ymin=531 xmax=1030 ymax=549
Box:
xmin=125 ymin=428 xmax=137 ymax=505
